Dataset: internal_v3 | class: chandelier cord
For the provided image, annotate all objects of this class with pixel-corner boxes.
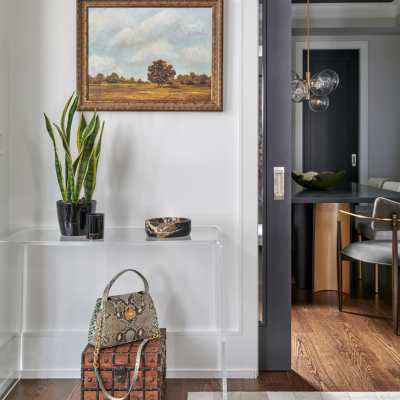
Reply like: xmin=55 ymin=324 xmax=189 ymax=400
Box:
xmin=306 ymin=0 xmax=311 ymax=92
xmin=291 ymin=0 xmax=339 ymax=110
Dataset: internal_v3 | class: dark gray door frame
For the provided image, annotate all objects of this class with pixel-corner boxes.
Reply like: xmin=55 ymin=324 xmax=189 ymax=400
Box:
xmin=260 ymin=0 xmax=292 ymax=371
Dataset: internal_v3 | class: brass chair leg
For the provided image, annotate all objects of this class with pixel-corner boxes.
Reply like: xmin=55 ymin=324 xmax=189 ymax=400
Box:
xmin=357 ymin=234 xmax=363 ymax=280
xmin=393 ymin=262 xmax=399 ymax=335
xmin=337 ymin=221 xmax=343 ymax=312
xmin=392 ymin=215 xmax=399 ymax=335
xmin=397 ymin=268 xmax=400 ymax=336
xmin=337 ymin=253 xmax=343 ymax=312
xmin=374 ymin=264 xmax=379 ymax=295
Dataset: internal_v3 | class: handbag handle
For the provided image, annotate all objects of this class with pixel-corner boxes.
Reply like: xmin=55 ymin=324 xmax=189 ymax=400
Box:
xmin=93 ymin=269 xmax=151 ymax=400
xmin=102 ymin=269 xmax=149 ymax=304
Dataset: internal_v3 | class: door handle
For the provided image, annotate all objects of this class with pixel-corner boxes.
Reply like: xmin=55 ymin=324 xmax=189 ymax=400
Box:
xmin=274 ymin=167 xmax=285 ymax=201
xmin=352 ymin=154 xmax=357 ymax=167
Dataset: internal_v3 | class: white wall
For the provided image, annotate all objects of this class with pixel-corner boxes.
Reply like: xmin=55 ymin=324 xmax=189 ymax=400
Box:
xmin=6 ymin=0 xmax=259 ymax=378
xmin=292 ymin=35 xmax=400 ymax=181
xmin=0 ymin=0 xmax=9 ymax=230
xmin=0 ymin=1 xmax=20 ymax=396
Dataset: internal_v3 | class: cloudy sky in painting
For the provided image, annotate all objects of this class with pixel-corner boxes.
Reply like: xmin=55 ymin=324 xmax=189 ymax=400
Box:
xmin=88 ymin=7 xmax=212 ymax=80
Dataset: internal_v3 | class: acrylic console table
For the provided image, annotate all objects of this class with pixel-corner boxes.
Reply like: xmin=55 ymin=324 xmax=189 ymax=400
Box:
xmin=0 ymin=227 xmax=227 ymax=399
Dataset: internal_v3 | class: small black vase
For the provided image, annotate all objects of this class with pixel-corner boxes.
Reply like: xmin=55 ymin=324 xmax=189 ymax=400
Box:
xmin=56 ymin=200 xmax=97 ymax=236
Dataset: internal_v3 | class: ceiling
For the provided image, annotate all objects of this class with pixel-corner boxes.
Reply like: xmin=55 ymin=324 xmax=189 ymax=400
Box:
xmin=292 ymin=0 xmax=400 ymax=33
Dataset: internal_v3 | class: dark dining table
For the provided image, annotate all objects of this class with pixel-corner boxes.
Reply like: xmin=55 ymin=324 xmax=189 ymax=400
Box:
xmin=293 ymin=182 xmax=400 ymax=205
xmin=292 ymin=182 xmax=400 ymax=296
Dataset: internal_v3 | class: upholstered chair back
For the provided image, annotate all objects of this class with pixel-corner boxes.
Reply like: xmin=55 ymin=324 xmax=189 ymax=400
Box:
xmin=368 ymin=177 xmax=388 ymax=189
xmin=382 ymin=181 xmax=400 ymax=192
xmin=372 ymin=197 xmax=400 ymax=231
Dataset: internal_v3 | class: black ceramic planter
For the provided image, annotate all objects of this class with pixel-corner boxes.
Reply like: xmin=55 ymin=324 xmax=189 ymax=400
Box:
xmin=56 ymin=200 xmax=96 ymax=236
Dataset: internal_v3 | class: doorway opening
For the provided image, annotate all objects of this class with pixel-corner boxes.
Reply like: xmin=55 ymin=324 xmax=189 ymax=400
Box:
xmin=259 ymin=0 xmax=400 ymax=392
xmin=289 ymin=10 xmax=400 ymax=393
xmin=302 ymin=49 xmax=359 ymax=184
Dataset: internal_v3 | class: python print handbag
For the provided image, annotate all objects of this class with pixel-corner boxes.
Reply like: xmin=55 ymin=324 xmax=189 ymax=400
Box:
xmin=88 ymin=269 xmax=160 ymax=400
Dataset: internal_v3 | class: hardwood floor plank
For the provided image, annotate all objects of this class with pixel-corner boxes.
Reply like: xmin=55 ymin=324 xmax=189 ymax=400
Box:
xmin=299 ymin=327 xmax=354 ymax=391
xmin=292 ymin=332 xmax=338 ymax=391
xmin=292 ymin=292 xmax=400 ymax=391
xmin=6 ymin=380 xmax=78 ymax=400
xmin=66 ymin=382 xmax=80 ymax=400
xmin=7 ymin=292 xmax=400 ymax=398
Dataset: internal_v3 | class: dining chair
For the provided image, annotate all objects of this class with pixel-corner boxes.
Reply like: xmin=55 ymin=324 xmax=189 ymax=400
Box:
xmin=337 ymin=197 xmax=400 ymax=335
xmin=357 ymin=182 xmax=400 ymax=294
xmin=354 ymin=177 xmax=389 ymax=216
xmin=355 ymin=178 xmax=390 ymax=232
xmin=382 ymin=181 xmax=400 ymax=193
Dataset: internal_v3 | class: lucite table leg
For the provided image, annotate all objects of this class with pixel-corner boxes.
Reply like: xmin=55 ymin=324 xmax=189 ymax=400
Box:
xmin=0 ymin=242 xmax=24 ymax=396
xmin=215 ymin=240 xmax=227 ymax=400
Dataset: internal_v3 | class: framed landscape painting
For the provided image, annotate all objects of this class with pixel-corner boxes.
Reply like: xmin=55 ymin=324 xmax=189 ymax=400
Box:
xmin=77 ymin=0 xmax=223 ymax=111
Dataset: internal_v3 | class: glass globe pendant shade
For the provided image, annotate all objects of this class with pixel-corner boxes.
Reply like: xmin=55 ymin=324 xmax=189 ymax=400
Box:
xmin=308 ymin=95 xmax=330 ymax=112
xmin=310 ymin=69 xmax=340 ymax=97
xmin=321 ymin=69 xmax=340 ymax=91
xmin=291 ymin=78 xmax=308 ymax=103
xmin=292 ymin=71 xmax=301 ymax=81
xmin=310 ymin=72 xmax=333 ymax=97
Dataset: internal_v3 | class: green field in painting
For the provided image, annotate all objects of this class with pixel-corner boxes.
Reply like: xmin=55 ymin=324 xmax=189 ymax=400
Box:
xmin=89 ymin=82 xmax=211 ymax=102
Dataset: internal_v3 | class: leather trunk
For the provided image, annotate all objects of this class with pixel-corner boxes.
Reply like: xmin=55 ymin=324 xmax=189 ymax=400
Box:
xmin=81 ymin=329 xmax=166 ymax=400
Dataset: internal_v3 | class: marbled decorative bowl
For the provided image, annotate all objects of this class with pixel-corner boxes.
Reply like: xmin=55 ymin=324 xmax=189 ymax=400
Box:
xmin=145 ymin=217 xmax=191 ymax=239
xmin=292 ymin=170 xmax=346 ymax=190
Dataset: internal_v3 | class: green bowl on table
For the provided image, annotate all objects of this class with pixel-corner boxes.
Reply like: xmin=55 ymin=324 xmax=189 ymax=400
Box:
xmin=292 ymin=170 xmax=346 ymax=190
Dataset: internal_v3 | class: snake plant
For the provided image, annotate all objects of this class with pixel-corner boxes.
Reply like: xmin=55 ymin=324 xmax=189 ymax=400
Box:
xmin=44 ymin=93 xmax=105 ymax=203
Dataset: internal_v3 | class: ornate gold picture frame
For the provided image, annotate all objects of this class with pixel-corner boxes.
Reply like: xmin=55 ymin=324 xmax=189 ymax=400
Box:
xmin=77 ymin=0 xmax=223 ymax=111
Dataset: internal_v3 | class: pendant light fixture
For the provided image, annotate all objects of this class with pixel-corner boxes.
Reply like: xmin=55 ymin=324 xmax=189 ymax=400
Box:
xmin=291 ymin=0 xmax=339 ymax=112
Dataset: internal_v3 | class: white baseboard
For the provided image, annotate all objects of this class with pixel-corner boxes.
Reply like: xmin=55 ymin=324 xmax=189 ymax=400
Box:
xmin=166 ymin=369 xmax=258 ymax=379
xmin=21 ymin=368 xmax=258 ymax=380
xmin=21 ymin=330 xmax=257 ymax=380
xmin=21 ymin=369 xmax=80 ymax=379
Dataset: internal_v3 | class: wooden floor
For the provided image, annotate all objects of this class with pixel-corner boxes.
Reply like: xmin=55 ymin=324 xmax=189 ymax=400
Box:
xmin=292 ymin=291 xmax=400 ymax=392
xmin=6 ymin=374 xmax=317 ymax=400
xmin=7 ymin=292 xmax=400 ymax=399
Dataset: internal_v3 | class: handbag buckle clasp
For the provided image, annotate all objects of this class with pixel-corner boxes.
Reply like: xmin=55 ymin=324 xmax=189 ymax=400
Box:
xmin=115 ymin=366 xmax=128 ymax=383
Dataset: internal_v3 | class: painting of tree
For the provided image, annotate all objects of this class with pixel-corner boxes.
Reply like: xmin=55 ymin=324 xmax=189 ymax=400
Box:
xmin=77 ymin=0 xmax=223 ymax=111
xmin=147 ymin=60 xmax=177 ymax=86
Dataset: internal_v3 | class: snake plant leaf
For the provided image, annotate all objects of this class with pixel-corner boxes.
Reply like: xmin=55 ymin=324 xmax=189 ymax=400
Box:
xmin=44 ymin=113 xmax=66 ymax=201
xmin=84 ymin=121 xmax=104 ymax=201
xmin=73 ymin=115 xmax=92 ymax=175
xmin=94 ymin=122 xmax=105 ymax=186
xmin=73 ymin=152 xmax=82 ymax=175
xmin=60 ymin=93 xmax=75 ymax=197
xmin=82 ymin=112 xmax=98 ymax=143
xmin=54 ymin=123 xmax=75 ymax=201
xmin=74 ymin=112 xmax=97 ymax=170
xmin=93 ymin=124 xmax=105 ymax=192
xmin=60 ymin=93 xmax=74 ymax=139
xmin=77 ymin=113 xmax=87 ymax=153
xmin=95 ymin=122 xmax=104 ymax=160
xmin=74 ymin=116 xmax=100 ymax=203
xmin=73 ymin=113 xmax=97 ymax=180
xmin=66 ymin=94 xmax=79 ymax=144
xmin=44 ymin=93 xmax=105 ymax=205
xmin=84 ymin=151 xmax=96 ymax=202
